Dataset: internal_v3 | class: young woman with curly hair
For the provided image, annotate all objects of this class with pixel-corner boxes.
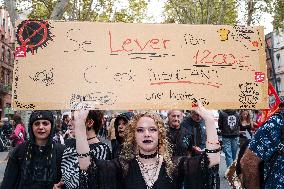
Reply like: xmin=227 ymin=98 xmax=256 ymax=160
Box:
xmin=74 ymin=102 xmax=220 ymax=189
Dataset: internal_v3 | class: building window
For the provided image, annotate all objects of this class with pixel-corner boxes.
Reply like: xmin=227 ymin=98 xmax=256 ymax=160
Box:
xmin=1 ymin=46 xmax=4 ymax=62
xmin=9 ymin=71 xmax=12 ymax=85
xmin=7 ymin=49 xmax=11 ymax=64
xmin=277 ymin=77 xmax=282 ymax=92
xmin=276 ymin=53 xmax=281 ymax=67
xmin=4 ymin=71 xmax=8 ymax=85
xmin=7 ymin=71 xmax=10 ymax=85
xmin=269 ymin=69 xmax=273 ymax=78
xmin=2 ymin=18 xmax=5 ymax=30
xmin=276 ymin=53 xmax=281 ymax=65
xmin=1 ymin=69 xmax=4 ymax=83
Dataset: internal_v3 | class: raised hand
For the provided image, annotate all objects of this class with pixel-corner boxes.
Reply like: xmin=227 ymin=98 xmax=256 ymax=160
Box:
xmin=194 ymin=101 xmax=214 ymax=122
xmin=74 ymin=109 xmax=89 ymax=129
xmin=194 ymin=101 xmax=220 ymax=167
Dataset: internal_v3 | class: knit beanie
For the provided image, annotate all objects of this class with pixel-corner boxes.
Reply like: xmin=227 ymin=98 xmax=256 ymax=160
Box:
xmin=29 ymin=110 xmax=54 ymax=126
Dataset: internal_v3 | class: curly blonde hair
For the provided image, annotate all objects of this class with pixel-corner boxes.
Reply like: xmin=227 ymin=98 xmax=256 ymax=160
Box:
xmin=121 ymin=112 xmax=174 ymax=178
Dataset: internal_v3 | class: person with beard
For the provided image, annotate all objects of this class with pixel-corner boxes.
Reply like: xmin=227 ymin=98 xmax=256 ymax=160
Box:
xmin=1 ymin=110 xmax=65 ymax=189
xmin=112 ymin=112 xmax=134 ymax=159
xmin=167 ymin=110 xmax=192 ymax=156
xmin=181 ymin=111 xmax=206 ymax=155
xmin=61 ymin=110 xmax=111 ymax=189
xmin=218 ymin=110 xmax=240 ymax=168
xmin=74 ymin=102 xmax=220 ymax=189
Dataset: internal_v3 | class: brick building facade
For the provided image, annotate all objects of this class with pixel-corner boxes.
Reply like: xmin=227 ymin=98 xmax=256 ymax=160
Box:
xmin=0 ymin=9 xmax=15 ymax=118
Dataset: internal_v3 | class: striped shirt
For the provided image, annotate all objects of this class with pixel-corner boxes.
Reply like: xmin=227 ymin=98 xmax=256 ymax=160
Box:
xmin=61 ymin=138 xmax=111 ymax=189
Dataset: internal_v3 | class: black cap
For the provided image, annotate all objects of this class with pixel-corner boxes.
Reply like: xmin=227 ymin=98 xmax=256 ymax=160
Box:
xmin=29 ymin=110 xmax=54 ymax=126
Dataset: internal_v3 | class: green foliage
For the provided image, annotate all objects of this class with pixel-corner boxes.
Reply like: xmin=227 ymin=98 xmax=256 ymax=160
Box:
xmin=14 ymin=0 xmax=148 ymax=22
xmin=3 ymin=84 xmax=12 ymax=92
xmin=163 ymin=0 xmax=238 ymax=25
xmin=28 ymin=0 xmax=55 ymax=19
xmin=9 ymin=0 xmax=283 ymax=30
xmin=66 ymin=0 xmax=114 ymax=21
xmin=112 ymin=0 xmax=147 ymax=23
xmin=272 ymin=0 xmax=284 ymax=30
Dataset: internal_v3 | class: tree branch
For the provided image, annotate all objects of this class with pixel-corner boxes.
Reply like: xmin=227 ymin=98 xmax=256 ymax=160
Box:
xmin=193 ymin=1 xmax=198 ymax=24
xmin=185 ymin=4 xmax=194 ymax=24
xmin=69 ymin=0 xmax=77 ymax=21
xmin=247 ymin=0 xmax=255 ymax=26
xmin=4 ymin=0 xmax=19 ymax=27
xmin=169 ymin=0 xmax=184 ymax=24
xmin=50 ymin=0 xmax=70 ymax=20
xmin=198 ymin=0 xmax=204 ymax=24
xmin=85 ymin=0 xmax=94 ymax=20
xmin=218 ymin=0 xmax=226 ymax=24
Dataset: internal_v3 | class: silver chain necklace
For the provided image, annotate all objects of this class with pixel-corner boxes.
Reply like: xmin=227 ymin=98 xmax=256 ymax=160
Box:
xmin=136 ymin=155 xmax=160 ymax=189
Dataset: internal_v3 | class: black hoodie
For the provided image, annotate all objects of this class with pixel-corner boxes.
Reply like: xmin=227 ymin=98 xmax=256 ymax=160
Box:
xmin=1 ymin=111 xmax=65 ymax=189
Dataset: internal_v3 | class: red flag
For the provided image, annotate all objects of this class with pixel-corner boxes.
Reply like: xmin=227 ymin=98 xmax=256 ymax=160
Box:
xmin=256 ymin=83 xmax=280 ymax=127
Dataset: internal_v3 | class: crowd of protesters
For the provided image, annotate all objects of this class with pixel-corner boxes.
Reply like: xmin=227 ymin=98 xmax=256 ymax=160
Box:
xmin=0 ymin=101 xmax=282 ymax=189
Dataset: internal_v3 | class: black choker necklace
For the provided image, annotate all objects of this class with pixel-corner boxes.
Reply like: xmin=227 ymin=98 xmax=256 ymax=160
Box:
xmin=139 ymin=151 xmax=157 ymax=159
xmin=87 ymin=136 xmax=97 ymax=141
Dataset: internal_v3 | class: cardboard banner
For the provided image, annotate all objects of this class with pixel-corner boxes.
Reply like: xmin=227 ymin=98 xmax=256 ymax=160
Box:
xmin=13 ymin=20 xmax=268 ymax=110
